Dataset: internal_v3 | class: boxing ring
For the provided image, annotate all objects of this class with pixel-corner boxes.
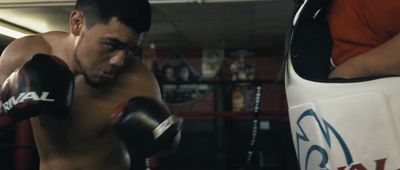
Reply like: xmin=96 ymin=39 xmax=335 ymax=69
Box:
xmin=284 ymin=0 xmax=400 ymax=169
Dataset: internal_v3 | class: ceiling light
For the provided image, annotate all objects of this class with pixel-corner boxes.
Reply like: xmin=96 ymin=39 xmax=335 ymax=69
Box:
xmin=0 ymin=25 xmax=28 ymax=38
xmin=0 ymin=20 xmax=36 ymax=39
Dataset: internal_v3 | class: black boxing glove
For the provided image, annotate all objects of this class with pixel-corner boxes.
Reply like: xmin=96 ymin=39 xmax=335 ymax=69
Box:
xmin=111 ymin=96 xmax=183 ymax=158
xmin=0 ymin=53 xmax=74 ymax=126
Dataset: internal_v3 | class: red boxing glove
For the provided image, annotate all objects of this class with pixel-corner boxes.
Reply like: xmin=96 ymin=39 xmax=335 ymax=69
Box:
xmin=0 ymin=53 xmax=74 ymax=127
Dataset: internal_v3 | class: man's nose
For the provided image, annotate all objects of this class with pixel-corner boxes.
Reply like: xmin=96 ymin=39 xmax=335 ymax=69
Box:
xmin=109 ymin=51 xmax=125 ymax=68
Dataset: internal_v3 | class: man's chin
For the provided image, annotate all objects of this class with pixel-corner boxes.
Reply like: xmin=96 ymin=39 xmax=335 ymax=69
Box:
xmin=84 ymin=76 xmax=112 ymax=88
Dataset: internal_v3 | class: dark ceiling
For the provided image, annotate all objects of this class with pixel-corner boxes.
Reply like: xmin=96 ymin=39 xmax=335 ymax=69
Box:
xmin=0 ymin=0 xmax=295 ymax=50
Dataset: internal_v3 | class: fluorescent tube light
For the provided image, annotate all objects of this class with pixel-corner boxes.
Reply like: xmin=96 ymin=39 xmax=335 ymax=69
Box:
xmin=0 ymin=25 xmax=28 ymax=38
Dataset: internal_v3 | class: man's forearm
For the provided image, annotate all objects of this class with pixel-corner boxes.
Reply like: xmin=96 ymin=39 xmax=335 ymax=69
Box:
xmin=330 ymin=32 xmax=400 ymax=79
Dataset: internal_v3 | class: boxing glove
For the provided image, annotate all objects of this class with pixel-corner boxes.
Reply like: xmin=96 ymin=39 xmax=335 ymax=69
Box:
xmin=0 ymin=53 xmax=74 ymax=124
xmin=111 ymin=96 xmax=182 ymax=158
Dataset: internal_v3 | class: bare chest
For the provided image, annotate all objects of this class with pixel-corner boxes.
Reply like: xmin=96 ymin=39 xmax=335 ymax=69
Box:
xmin=69 ymin=79 xmax=130 ymax=135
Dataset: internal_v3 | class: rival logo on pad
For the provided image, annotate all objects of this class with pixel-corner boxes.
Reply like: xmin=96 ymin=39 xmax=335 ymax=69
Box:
xmin=2 ymin=91 xmax=55 ymax=112
xmin=295 ymin=109 xmax=353 ymax=170
xmin=295 ymin=109 xmax=394 ymax=170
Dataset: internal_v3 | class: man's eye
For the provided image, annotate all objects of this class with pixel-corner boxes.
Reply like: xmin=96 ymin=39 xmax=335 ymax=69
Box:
xmin=104 ymin=44 xmax=117 ymax=52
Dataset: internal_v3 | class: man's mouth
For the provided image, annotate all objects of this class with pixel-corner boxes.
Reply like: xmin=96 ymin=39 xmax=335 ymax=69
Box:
xmin=100 ymin=71 xmax=115 ymax=79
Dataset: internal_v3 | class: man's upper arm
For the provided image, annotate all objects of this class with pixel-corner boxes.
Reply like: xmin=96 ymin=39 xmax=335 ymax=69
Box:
xmin=124 ymin=62 xmax=163 ymax=102
xmin=138 ymin=69 xmax=170 ymax=111
xmin=134 ymin=66 xmax=162 ymax=99
xmin=0 ymin=35 xmax=51 ymax=84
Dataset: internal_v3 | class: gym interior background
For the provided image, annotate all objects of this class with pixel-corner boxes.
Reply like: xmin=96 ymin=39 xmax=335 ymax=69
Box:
xmin=0 ymin=0 xmax=299 ymax=169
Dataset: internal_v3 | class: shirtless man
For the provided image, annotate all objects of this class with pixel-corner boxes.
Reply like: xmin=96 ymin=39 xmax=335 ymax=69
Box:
xmin=0 ymin=0 xmax=181 ymax=169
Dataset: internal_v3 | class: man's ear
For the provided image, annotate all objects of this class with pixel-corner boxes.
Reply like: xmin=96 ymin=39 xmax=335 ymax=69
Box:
xmin=70 ymin=10 xmax=85 ymax=36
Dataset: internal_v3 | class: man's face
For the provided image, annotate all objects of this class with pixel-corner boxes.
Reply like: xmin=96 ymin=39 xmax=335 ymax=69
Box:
xmin=74 ymin=17 xmax=144 ymax=87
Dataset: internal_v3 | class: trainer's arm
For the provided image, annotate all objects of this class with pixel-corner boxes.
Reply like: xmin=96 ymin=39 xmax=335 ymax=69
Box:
xmin=0 ymin=35 xmax=51 ymax=84
xmin=329 ymin=32 xmax=400 ymax=79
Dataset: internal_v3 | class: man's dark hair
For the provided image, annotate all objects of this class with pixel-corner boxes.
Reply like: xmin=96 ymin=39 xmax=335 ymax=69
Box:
xmin=75 ymin=0 xmax=151 ymax=34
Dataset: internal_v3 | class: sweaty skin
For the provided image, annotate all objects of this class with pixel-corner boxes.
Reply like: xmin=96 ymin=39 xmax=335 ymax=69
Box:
xmin=0 ymin=19 xmax=162 ymax=170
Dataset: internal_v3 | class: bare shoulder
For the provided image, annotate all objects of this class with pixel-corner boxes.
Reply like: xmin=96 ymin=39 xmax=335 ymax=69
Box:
xmin=0 ymin=34 xmax=51 ymax=83
xmin=1 ymin=34 xmax=51 ymax=58
xmin=118 ymin=59 xmax=162 ymax=100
